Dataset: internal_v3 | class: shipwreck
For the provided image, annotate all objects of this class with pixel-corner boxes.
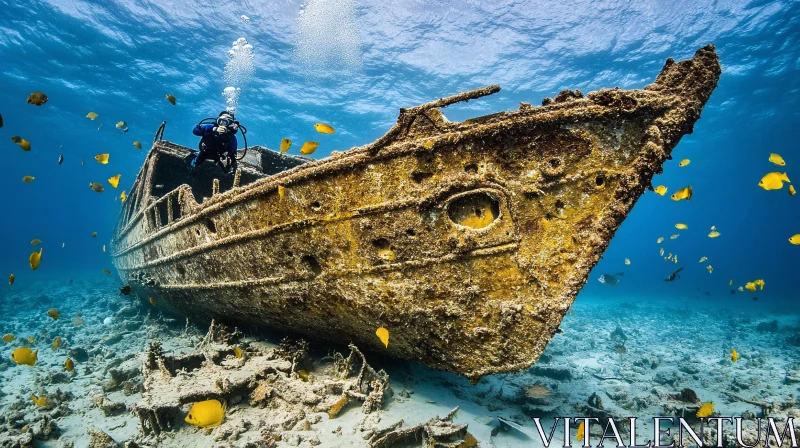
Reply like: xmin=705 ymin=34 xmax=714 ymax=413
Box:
xmin=111 ymin=45 xmax=720 ymax=381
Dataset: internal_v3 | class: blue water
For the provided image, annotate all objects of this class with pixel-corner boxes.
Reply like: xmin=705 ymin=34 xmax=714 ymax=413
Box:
xmin=1 ymin=0 xmax=798 ymax=297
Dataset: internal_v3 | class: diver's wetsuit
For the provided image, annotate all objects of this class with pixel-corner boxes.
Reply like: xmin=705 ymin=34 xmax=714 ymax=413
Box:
xmin=191 ymin=124 xmax=239 ymax=172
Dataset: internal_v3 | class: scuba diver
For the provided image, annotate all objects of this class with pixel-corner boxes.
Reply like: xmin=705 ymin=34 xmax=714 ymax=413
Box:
xmin=187 ymin=111 xmax=242 ymax=174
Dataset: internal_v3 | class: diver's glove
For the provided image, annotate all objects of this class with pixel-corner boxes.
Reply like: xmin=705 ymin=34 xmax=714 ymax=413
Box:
xmin=213 ymin=126 xmax=229 ymax=135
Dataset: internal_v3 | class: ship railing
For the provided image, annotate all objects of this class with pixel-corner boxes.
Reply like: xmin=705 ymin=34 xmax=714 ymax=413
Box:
xmin=143 ymin=185 xmax=197 ymax=235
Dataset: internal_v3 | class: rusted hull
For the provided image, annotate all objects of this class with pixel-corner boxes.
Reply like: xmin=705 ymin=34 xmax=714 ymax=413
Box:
xmin=112 ymin=46 xmax=720 ymax=381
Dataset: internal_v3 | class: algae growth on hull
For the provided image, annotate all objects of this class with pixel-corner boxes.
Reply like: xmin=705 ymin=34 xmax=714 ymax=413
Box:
xmin=112 ymin=46 xmax=721 ymax=381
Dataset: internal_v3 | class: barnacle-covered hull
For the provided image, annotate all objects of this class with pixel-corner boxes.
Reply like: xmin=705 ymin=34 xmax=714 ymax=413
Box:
xmin=112 ymin=46 xmax=720 ymax=381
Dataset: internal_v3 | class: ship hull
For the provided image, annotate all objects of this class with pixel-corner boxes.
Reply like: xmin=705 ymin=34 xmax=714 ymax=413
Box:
xmin=112 ymin=46 xmax=720 ymax=381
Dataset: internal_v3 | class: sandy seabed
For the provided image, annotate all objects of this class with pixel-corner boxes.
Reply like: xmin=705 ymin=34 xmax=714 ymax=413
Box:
xmin=1 ymin=278 xmax=798 ymax=447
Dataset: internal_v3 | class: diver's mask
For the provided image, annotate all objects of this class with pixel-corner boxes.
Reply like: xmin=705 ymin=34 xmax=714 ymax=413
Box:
xmin=216 ymin=114 xmax=234 ymax=127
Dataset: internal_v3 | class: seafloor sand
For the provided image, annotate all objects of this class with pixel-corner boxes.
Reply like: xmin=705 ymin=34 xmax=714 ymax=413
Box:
xmin=1 ymin=278 xmax=798 ymax=447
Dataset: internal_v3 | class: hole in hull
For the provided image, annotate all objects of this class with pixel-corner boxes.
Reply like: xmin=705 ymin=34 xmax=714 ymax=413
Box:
xmin=411 ymin=171 xmax=433 ymax=183
xmin=372 ymin=238 xmax=395 ymax=261
xmin=595 ymin=175 xmax=605 ymax=187
xmin=302 ymin=255 xmax=323 ymax=276
xmin=447 ymin=192 xmax=500 ymax=229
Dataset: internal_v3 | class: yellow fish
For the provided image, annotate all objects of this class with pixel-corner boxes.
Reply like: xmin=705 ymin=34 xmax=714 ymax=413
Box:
xmin=745 ymin=282 xmax=756 ymax=291
xmin=95 ymin=154 xmax=109 ymax=164
xmin=659 ymin=248 xmax=664 ymax=256
xmin=577 ymin=421 xmax=585 ymax=442
xmin=678 ymin=159 xmax=690 ymax=167
xmin=86 ymin=112 xmax=99 ymax=120
xmin=376 ymin=327 xmax=389 ymax=348
xmin=758 ymin=172 xmax=790 ymax=190
xmin=624 ymin=258 xmax=630 ymax=265
xmin=300 ymin=142 xmax=319 ymax=155
xmin=753 ymin=279 xmax=764 ymax=290
xmin=92 ymin=232 xmax=98 ymax=238
xmin=738 ymin=286 xmax=743 ymax=292
xmin=654 ymin=185 xmax=667 ymax=196
xmin=299 ymin=141 xmax=319 ymax=155
xmin=149 ymin=297 xmax=157 ymax=306
xmin=708 ymin=229 xmax=720 ymax=238
xmin=185 ymin=399 xmax=226 ymax=428
xmin=51 ymin=336 xmax=62 ymax=350
xmin=8 ymin=274 xmax=13 ymax=286
xmin=29 ymin=249 xmax=42 ymax=270
xmin=731 ymin=349 xmax=739 ymax=362
xmin=46 ymin=308 xmax=60 ymax=320
xmin=280 ymin=138 xmax=292 ymax=153
xmin=297 ymin=369 xmax=309 ymax=382
xmin=27 ymin=336 xmax=34 ymax=344
xmin=790 ymin=185 xmax=796 ymax=196
xmin=707 ymin=265 xmax=713 ymax=273
xmin=22 ymin=176 xmax=35 ymax=183
xmin=30 ymin=394 xmax=48 ymax=407
xmin=675 ymin=223 xmax=688 ymax=230
xmin=31 ymin=238 xmax=42 ymax=246
xmin=27 ymin=91 xmax=48 ymax=106
xmin=133 ymin=141 xmax=142 ymax=149
xmin=670 ymin=234 xmax=680 ymax=240
xmin=103 ymin=269 xmax=111 ymax=275
xmin=768 ymin=153 xmax=785 ymax=166
xmin=699 ymin=256 xmax=707 ymax=263
xmin=233 ymin=346 xmax=243 ymax=359
xmin=670 ymin=186 xmax=692 ymax=201
xmin=10 ymin=347 xmax=37 ymax=366
xmin=90 ymin=183 xmax=105 ymax=193
xmin=64 ymin=357 xmax=74 ymax=372
xmin=115 ymin=121 xmax=127 ymax=129
xmin=108 ymin=174 xmax=121 ymax=188
xmin=120 ymin=191 xmax=127 ymax=203
xmin=18 ymin=139 xmax=31 ymax=151
xmin=696 ymin=402 xmax=714 ymax=418
xmin=11 ymin=136 xmax=21 ymax=143
xmin=657 ymin=237 xmax=664 ymax=244
xmin=790 ymin=234 xmax=800 ymax=245
xmin=2 ymin=334 xmax=15 ymax=343
xmin=166 ymin=94 xmax=177 ymax=105
xmin=674 ymin=255 xmax=678 ymax=263
xmin=314 ymin=123 xmax=335 ymax=134
xmin=729 ymin=280 xmax=733 ymax=285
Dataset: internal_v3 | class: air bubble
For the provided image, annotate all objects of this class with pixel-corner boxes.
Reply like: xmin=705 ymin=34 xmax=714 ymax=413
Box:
xmin=222 ymin=37 xmax=255 ymax=112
